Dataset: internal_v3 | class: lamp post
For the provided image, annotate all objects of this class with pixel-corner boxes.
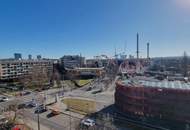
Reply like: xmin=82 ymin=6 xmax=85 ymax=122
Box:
xmin=37 ymin=112 xmax=40 ymax=130
xmin=69 ymin=86 xmax=72 ymax=130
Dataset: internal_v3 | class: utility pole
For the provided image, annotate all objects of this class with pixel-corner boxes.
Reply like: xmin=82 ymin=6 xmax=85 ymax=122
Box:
xmin=38 ymin=112 xmax=40 ymax=130
xmin=68 ymin=104 xmax=71 ymax=130
xmin=37 ymin=92 xmax=40 ymax=130
xmin=69 ymin=87 xmax=72 ymax=130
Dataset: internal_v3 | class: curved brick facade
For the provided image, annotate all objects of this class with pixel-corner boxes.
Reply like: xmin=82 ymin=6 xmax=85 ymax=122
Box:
xmin=115 ymin=81 xmax=190 ymax=129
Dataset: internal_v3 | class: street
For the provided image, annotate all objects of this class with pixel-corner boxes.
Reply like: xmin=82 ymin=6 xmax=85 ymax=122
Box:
xmin=0 ymin=76 xmax=137 ymax=130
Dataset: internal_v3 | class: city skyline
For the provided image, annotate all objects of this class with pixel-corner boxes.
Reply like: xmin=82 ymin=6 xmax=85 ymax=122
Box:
xmin=1 ymin=1 xmax=190 ymax=130
xmin=0 ymin=0 xmax=190 ymax=59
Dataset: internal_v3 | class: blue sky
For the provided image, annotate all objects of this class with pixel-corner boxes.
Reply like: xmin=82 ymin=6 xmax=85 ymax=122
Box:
xmin=0 ymin=0 xmax=190 ymax=59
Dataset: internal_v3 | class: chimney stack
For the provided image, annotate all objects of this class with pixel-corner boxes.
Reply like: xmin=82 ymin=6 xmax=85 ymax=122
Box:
xmin=147 ymin=43 xmax=150 ymax=59
xmin=136 ymin=33 xmax=139 ymax=59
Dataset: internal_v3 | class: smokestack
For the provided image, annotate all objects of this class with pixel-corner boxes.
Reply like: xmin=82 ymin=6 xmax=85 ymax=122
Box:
xmin=147 ymin=43 xmax=150 ymax=59
xmin=136 ymin=33 xmax=139 ymax=59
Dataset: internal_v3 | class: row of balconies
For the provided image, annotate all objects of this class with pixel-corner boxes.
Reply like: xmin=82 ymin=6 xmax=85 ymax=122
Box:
xmin=1 ymin=63 xmax=52 ymax=69
xmin=2 ymin=67 xmax=29 ymax=70
xmin=2 ymin=68 xmax=30 ymax=72
xmin=1 ymin=76 xmax=19 ymax=79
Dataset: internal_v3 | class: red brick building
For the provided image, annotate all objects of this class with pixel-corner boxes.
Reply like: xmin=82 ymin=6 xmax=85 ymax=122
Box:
xmin=115 ymin=76 xmax=190 ymax=130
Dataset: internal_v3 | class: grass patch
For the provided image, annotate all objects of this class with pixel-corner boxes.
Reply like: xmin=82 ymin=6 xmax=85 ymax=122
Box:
xmin=63 ymin=98 xmax=96 ymax=114
xmin=74 ymin=79 xmax=93 ymax=87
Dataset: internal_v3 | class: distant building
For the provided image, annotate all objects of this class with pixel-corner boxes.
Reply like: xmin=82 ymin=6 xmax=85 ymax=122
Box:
xmin=86 ymin=55 xmax=110 ymax=68
xmin=37 ymin=55 xmax=42 ymax=60
xmin=14 ymin=53 xmax=22 ymax=60
xmin=120 ymin=54 xmax=127 ymax=60
xmin=60 ymin=55 xmax=85 ymax=69
xmin=0 ymin=59 xmax=53 ymax=81
xmin=28 ymin=54 xmax=32 ymax=60
xmin=86 ymin=59 xmax=109 ymax=68
xmin=129 ymin=55 xmax=134 ymax=59
xmin=65 ymin=67 xmax=105 ymax=79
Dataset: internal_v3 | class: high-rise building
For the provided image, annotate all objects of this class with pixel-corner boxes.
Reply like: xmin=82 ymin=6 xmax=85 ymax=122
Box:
xmin=37 ymin=55 xmax=42 ymax=60
xmin=14 ymin=53 xmax=22 ymax=60
xmin=28 ymin=54 xmax=32 ymax=60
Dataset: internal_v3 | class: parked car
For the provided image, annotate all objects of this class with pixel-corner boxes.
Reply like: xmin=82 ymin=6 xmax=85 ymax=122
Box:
xmin=42 ymin=86 xmax=50 ymax=90
xmin=47 ymin=112 xmax=58 ymax=118
xmin=34 ymin=104 xmax=47 ymax=114
xmin=17 ymin=103 xmax=26 ymax=109
xmin=21 ymin=91 xmax=31 ymax=96
xmin=25 ymin=101 xmax=37 ymax=108
xmin=9 ymin=87 xmax=19 ymax=91
xmin=46 ymin=109 xmax=60 ymax=118
xmin=51 ymin=109 xmax=61 ymax=115
xmin=81 ymin=118 xmax=95 ymax=127
xmin=35 ymin=88 xmax=42 ymax=92
xmin=0 ymin=97 xmax=9 ymax=102
xmin=0 ymin=98 xmax=4 ymax=102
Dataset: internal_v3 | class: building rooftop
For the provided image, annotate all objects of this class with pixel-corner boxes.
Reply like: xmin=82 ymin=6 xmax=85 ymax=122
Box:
xmin=65 ymin=67 xmax=104 ymax=71
xmin=120 ymin=76 xmax=190 ymax=90
xmin=0 ymin=59 xmax=53 ymax=64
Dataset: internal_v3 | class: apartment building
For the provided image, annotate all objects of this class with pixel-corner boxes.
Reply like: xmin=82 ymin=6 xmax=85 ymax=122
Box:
xmin=0 ymin=59 xmax=53 ymax=80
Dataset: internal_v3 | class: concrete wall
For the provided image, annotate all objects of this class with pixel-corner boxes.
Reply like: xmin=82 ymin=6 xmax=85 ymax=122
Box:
xmin=63 ymin=98 xmax=96 ymax=114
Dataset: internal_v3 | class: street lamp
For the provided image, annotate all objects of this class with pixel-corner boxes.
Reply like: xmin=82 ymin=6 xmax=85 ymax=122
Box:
xmin=37 ymin=112 xmax=40 ymax=130
xmin=68 ymin=99 xmax=72 ymax=130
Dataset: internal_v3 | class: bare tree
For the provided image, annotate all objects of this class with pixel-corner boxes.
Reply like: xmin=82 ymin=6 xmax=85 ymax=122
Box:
xmin=19 ymin=74 xmax=32 ymax=90
xmin=52 ymin=67 xmax=62 ymax=88
xmin=0 ymin=101 xmax=21 ymax=129
xmin=18 ymin=65 xmax=50 ymax=130
xmin=29 ymin=65 xmax=50 ymax=130
xmin=8 ymin=102 xmax=19 ymax=123
xmin=106 ymin=59 xmax=119 ymax=82
xmin=19 ymin=65 xmax=50 ymax=90
xmin=31 ymin=65 xmax=49 ymax=89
